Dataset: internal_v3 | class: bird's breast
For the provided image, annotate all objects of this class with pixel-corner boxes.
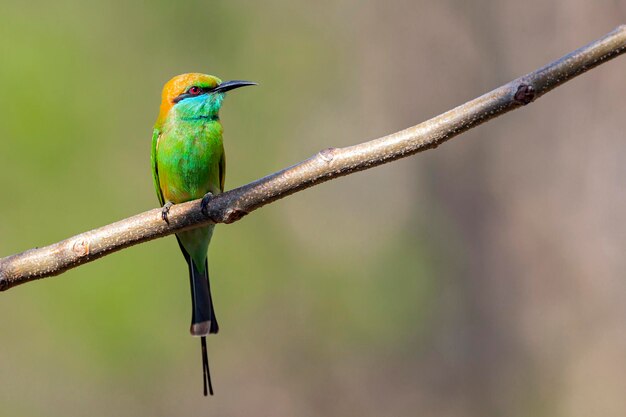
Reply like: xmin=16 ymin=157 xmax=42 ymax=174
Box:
xmin=157 ymin=121 xmax=224 ymax=204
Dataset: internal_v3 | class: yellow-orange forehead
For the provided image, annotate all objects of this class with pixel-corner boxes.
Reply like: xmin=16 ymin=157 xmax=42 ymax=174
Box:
xmin=162 ymin=73 xmax=222 ymax=101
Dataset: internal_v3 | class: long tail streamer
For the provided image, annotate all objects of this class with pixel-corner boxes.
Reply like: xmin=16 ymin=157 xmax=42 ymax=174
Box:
xmin=201 ymin=336 xmax=214 ymax=396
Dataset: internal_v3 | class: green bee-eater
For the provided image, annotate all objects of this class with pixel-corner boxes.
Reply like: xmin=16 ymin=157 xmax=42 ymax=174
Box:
xmin=151 ymin=73 xmax=255 ymax=395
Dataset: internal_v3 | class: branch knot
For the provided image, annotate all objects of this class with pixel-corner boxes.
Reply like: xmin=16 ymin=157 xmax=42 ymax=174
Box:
xmin=71 ymin=238 xmax=90 ymax=257
xmin=223 ymin=208 xmax=248 ymax=224
xmin=514 ymin=84 xmax=536 ymax=105
xmin=319 ymin=148 xmax=336 ymax=163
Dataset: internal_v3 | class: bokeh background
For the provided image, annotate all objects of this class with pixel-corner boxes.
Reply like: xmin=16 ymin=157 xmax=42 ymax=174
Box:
xmin=1 ymin=1 xmax=625 ymax=416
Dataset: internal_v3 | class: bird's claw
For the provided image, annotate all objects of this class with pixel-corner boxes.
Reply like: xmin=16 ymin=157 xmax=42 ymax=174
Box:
xmin=201 ymin=192 xmax=214 ymax=218
xmin=161 ymin=202 xmax=173 ymax=224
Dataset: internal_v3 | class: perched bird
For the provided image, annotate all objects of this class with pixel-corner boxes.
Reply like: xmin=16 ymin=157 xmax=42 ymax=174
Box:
xmin=151 ymin=73 xmax=256 ymax=395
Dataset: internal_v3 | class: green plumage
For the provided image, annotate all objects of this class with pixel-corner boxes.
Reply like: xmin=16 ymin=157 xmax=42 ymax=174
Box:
xmin=151 ymin=73 xmax=254 ymax=396
xmin=151 ymin=88 xmax=225 ymax=269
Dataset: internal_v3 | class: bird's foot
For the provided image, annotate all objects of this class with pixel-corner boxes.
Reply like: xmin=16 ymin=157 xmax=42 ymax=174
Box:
xmin=200 ymin=192 xmax=214 ymax=218
xmin=161 ymin=201 xmax=173 ymax=224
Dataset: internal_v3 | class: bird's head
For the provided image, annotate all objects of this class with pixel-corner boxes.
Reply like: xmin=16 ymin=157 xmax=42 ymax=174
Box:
xmin=156 ymin=73 xmax=256 ymax=127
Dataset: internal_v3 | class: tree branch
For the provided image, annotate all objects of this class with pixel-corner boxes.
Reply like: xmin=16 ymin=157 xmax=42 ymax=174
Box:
xmin=2 ymin=26 xmax=625 ymax=291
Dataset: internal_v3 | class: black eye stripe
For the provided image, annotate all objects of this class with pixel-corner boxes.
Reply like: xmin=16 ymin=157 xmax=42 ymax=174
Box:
xmin=172 ymin=86 xmax=214 ymax=103
xmin=187 ymin=86 xmax=211 ymax=94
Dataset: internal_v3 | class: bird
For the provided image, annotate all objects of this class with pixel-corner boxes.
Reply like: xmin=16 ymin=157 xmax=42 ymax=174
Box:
xmin=151 ymin=73 xmax=256 ymax=395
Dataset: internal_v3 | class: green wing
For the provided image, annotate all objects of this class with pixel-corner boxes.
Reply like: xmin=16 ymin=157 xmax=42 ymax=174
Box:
xmin=151 ymin=128 xmax=165 ymax=206
xmin=219 ymin=146 xmax=226 ymax=193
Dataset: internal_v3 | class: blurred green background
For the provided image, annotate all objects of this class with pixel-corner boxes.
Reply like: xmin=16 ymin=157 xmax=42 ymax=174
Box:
xmin=1 ymin=1 xmax=626 ymax=416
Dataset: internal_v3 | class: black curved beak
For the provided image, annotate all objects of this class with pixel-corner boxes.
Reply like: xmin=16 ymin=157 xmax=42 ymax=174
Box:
xmin=214 ymin=80 xmax=257 ymax=93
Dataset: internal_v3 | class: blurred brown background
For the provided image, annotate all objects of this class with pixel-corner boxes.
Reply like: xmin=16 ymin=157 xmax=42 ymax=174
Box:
xmin=1 ymin=1 xmax=625 ymax=416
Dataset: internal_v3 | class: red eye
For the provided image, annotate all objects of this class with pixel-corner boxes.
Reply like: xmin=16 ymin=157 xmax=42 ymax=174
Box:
xmin=188 ymin=86 xmax=201 ymax=95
